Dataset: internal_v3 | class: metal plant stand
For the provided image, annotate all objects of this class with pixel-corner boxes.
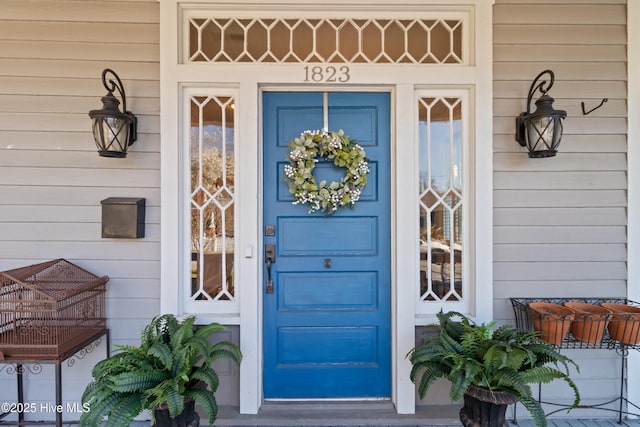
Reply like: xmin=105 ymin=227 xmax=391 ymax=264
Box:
xmin=0 ymin=329 xmax=109 ymax=427
xmin=511 ymin=298 xmax=640 ymax=424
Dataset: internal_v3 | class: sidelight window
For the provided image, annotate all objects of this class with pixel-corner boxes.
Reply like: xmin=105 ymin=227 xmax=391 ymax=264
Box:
xmin=417 ymin=92 xmax=469 ymax=311
xmin=187 ymin=91 xmax=237 ymax=310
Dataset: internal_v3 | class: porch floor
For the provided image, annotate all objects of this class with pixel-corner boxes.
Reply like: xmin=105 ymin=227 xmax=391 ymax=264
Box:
xmin=208 ymin=402 xmax=640 ymax=427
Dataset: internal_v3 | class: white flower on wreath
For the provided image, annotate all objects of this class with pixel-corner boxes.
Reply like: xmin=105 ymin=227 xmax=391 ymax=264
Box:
xmin=284 ymin=129 xmax=370 ymax=215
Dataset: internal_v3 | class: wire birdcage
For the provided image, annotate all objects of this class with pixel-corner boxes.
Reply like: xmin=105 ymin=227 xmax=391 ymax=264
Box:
xmin=0 ymin=259 xmax=108 ymax=359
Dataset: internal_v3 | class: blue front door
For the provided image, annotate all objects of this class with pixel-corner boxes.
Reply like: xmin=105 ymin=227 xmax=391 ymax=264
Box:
xmin=263 ymin=91 xmax=391 ymax=398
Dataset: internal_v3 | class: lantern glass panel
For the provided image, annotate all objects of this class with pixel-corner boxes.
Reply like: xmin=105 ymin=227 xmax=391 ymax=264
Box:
xmin=526 ymin=116 xmax=555 ymax=151
xmin=93 ymin=116 xmax=130 ymax=152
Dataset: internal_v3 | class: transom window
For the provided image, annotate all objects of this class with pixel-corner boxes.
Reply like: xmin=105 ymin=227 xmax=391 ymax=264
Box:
xmin=186 ymin=16 xmax=464 ymax=64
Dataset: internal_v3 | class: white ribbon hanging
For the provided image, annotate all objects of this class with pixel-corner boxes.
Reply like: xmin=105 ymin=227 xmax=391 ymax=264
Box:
xmin=323 ymin=92 xmax=329 ymax=131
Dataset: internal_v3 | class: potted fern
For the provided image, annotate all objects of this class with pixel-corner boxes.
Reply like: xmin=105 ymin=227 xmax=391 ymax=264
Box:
xmin=408 ymin=311 xmax=580 ymax=427
xmin=80 ymin=314 xmax=241 ymax=427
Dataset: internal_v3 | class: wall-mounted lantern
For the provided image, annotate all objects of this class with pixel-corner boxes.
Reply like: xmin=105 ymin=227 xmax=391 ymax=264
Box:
xmin=516 ymin=69 xmax=566 ymax=158
xmin=89 ymin=68 xmax=137 ymax=158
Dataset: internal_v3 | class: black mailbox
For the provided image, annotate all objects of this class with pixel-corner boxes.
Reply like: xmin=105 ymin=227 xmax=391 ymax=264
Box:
xmin=100 ymin=197 xmax=145 ymax=238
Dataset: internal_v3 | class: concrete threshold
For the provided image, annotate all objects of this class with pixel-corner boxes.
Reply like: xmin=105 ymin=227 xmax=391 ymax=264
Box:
xmin=214 ymin=401 xmax=462 ymax=426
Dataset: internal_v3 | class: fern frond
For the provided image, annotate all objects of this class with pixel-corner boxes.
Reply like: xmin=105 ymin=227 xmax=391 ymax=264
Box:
xmin=110 ymin=370 xmax=166 ymax=393
xmin=408 ymin=341 xmax=443 ymax=362
xmin=191 ymin=366 xmax=220 ymax=392
xmin=170 ymin=317 xmax=195 ymax=349
xmin=146 ymin=379 xmax=184 ymax=418
xmin=440 ymin=328 xmax=466 ymax=355
xmin=210 ymin=345 xmax=243 ymax=364
xmin=148 ymin=342 xmax=174 ymax=370
xmin=102 ymin=393 xmax=145 ymax=427
xmin=186 ymin=335 xmax=212 ymax=360
xmin=195 ymin=322 xmax=227 ymax=339
xmin=437 ymin=310 xmax=467 ymax=340
xmin=409 ymin=362 xmax=443 ymax=398
xmin=80 ymin=392 xmax=128 ymax=427
xmin=164 ymin=383 xmax=186 ymax=418
xmin=186 ymin=388 xmax=218 ymax=424
xmin=518 ymin=395 xmax=547 ymax=427
xmin=519 ymin=366 xmax=568 ymax=385
xmin=491 ymin=368 xmax=531 ymax=397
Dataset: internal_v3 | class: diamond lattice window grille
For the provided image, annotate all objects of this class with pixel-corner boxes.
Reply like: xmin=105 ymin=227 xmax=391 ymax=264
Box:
xmin=187 ymin=17 xmax=464 ymax=64
xmin=418 ymin=96 xmax=464 ymax=303
xmin=190 ymin=95 xmax=236 ymax=303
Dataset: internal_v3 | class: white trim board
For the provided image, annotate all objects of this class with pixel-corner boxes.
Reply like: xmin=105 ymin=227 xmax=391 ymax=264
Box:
xmin=627 ymin=0 xmax=639 ymax=412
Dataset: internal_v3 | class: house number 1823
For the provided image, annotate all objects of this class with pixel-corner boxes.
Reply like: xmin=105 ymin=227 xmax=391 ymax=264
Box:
xmin=303 ymin=65 xmax=351 ymax=83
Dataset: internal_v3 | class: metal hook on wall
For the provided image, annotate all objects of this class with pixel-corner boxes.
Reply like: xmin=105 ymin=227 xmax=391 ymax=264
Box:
xmin=581 ymin=98 xmax=608 ymax=115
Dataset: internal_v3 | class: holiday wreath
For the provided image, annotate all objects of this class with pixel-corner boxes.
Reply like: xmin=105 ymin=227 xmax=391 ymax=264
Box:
xmin=284 ymin=129 xmax=370 ymax=215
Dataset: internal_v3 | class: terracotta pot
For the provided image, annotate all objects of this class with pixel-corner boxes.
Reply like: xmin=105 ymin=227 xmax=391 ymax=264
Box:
xmin=601 ymin=303 xmax=640 ymax=345
xmin=564 ymin=302 xmax=612 ymax=344
xmin=459 ymin=385 xmax=519 ymax=427
xmin=528 ymin=302 xmax=575 ymax=345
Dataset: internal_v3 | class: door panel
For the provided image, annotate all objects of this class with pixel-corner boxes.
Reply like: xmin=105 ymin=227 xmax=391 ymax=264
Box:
xmin=263 ymin=91 xmax=390 ymax=398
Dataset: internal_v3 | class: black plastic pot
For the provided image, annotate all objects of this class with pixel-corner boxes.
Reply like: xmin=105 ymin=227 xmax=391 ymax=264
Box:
xmin=153 ymin=400 xmax=200 ymax=427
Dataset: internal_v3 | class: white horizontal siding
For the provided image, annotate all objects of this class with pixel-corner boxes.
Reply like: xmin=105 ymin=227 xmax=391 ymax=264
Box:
xmin=0 ymin=0 xmax=161 ymax=413
xmin=494 ymin=4 xmax=625 ymax=25
xmin=0 ymin=112 xmax=159 ymax=133
xmin=0 ymin=40 xmax=159 ymax=62
xmin=494 ymin=190 xmax=626 ymax=208
xmin=0 ymin=21 xmax=159 ymax=43
xmin=494 ymin=207 xmax=626 ymax=226
xmin=495 ymin=226 xmax=626 ymax=244
xmin=0 ymin=59 xmax=159 ymax=79
xmin=0 ymin=132 xmax=159 ymax=153
xmin=494 ymin=171 xmax=626 ymax=189
xmin=0 ymin=223 xmax=160 ymax=242
xmin=0 ymin=77 xmax=159 ymax=97
xmin=0 ymin=186 xmax=161 ymax=205
xmin=494 ymin=281 xmax=627 ymax=300
xmin=494 ymin=24 xmax=625 ymax=45
xmin=493 ymin=0 xmax=628 ymax=416
xmin=0 ymin=205 xmax=160 ymax=223
xmin=494 ymin=244 xmax=626 ymax=262
xmin=1 ymin=0 xmax=158 ymax=23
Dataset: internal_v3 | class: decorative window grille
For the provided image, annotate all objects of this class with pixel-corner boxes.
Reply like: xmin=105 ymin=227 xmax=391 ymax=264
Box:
xmin=187 ymin=17 xmax=463 ymax=64
xmin=418 ymin=96 xmax=464 ymax=304
xmin=189 ymin=94 xmax=236 ymax=304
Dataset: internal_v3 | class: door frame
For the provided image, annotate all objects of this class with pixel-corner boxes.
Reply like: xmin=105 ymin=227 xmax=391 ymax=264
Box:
xmin=257 ymin=86 xmax=399 ymax=391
